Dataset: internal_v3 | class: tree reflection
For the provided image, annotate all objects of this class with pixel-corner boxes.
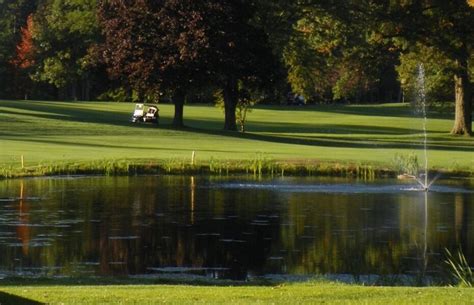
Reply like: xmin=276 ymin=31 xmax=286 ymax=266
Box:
xmin=17 ymin=180 xmax=30 ymax=256
xmin=0 ymin=176 xmax=472 ymax=280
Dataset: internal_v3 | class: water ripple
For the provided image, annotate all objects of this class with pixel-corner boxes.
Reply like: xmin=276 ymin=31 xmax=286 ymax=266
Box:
xmin=210 ymin=182 xmax=473 ymax=194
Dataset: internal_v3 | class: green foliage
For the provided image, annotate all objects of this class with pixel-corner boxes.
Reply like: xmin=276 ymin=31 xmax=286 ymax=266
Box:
xmin=282 ymin=5 xmax=399 ymax=103
xmin=367 ymin=1 xmax=474 ymax=134
xmin=283 ymin=8 xmax=343 ymax=101
xmin=34 ymin=52 xmax=71 ymax=88
xmin=284 ymin=30 xmax=328 ymax=101
xmin=97 ymin=87 xmax=130 ymax=102
xmin=235 ymin=94 xmax=254 ymax=133
xmin=97 ymin=87 xmax=159 ymax=103
xmin=445 ymin=248 xmax=474 ymax=287
xmin=397 ymin=45 xmax=455 ymax=103
xmin=31 ymin=0 xmax=99 ymax=97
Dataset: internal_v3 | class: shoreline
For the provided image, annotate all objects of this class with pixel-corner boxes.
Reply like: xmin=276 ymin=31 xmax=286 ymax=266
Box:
xmin=0 ymin=272 xmax=445 ymax=287
xmin=1 ymin=158 xmax=472 ymax=180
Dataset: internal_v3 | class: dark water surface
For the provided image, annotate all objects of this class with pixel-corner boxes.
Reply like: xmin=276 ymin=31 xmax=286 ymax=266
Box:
xmin=0 ymin=175 xmax=473 ymax=281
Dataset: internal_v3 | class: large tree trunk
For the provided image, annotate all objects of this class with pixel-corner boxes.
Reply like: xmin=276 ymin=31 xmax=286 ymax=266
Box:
xmin=172 ymin=89 xmax=185 ymax=128
xmin=451 ymin=54 xmax=472 ymax=136
xmin=223 ymin=79 xmax=238 ymax=131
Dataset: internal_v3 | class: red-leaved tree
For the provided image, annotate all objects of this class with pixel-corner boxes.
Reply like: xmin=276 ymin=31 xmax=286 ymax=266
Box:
xmin=99 ymin=0 xmax=212 ymax=127
xmin=11 ymin=14 xmax=35 ymax=99
xmin=12 ymin=14 xmax=34 ymax=69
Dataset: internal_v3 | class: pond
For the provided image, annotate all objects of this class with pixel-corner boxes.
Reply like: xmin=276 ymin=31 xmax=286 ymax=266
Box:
xmin=0 ymin=175 xmax=473 ymax=283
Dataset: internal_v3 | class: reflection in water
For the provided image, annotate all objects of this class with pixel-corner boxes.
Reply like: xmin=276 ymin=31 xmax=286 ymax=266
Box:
xmin=191 ymin=176 xmax=195 ymax=225
xmin=17 ymin=181 xmax=30 ymax=255
xmin=0 ymin=176 xmax=472 ymax=282
xmin=423 ymin=192 xmax=428 ymax=279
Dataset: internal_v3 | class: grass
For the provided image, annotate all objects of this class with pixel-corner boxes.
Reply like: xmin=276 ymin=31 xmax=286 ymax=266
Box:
xmin=0 ymin=100 xmax=473 ymax=178
xmin=1 ymin=282 xmax=474 ymax=304
xmin=1 ymin=100 xmax=473 ymax=303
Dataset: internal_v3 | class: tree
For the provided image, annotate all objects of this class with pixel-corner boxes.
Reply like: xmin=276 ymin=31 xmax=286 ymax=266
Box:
xmin=365 ymin=1 xmax=473 ymax=135
xmin=10 ymin=14 xmax=35 ymax=99
xmin=279 ymin=2 xmax=401 ymax=104
xmin=235 ymin=85 xmax=255 ymax=133
xmin=283 ymin=1 xmax=472 ymax=133
xmin=99 ymin=0 xmax=280 ymax=130
xmin=396 ymin=44 xmax=455 ymax=105
xmin=0 ymin=0 xmax=37 ymax=98
xmin=99 ymin=0 xmax=212 ymax=127
xmin=12 ymin=14 xmax=34 ymax=70
xmin=205 ymin=0 xmax=282 ymax=130
xmin=31 ymin=0 xmax=100 ymax=100
xmin=215 ymin=81 xmax=258 ymax=133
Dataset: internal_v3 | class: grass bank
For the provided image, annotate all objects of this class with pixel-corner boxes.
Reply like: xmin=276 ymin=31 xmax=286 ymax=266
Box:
xmin=0 ymin=100 xmax=473 ymax=178
xmin=1 ymin=282 xmax=473 ymax=304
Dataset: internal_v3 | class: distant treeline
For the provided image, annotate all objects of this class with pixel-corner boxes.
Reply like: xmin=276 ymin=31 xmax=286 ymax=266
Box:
xmin=0 ymin=1 xmax=472 ymax=133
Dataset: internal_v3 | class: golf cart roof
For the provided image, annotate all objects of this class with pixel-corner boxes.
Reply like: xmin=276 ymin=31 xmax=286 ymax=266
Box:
xmin=134 ymin=103 xmax=158 ymax=106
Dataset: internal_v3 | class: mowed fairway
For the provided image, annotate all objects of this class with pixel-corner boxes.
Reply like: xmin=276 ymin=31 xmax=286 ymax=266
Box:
xmin=0 ymin=100 xmax=473 ymax=171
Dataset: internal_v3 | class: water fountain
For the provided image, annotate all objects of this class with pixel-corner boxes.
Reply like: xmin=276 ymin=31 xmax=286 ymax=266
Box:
xmin=417 ymin=64 xmax=429 ymax=190
xmin=412 ymin=64 xmax=440 ymax=192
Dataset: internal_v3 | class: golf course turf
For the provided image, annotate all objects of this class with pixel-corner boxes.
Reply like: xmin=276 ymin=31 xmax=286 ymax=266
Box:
xmin=1 ymin=100 xmax=474 ymax=303
xmin=1 ymin=282 xmax=474 ymax=304
xmin=0 ymin=100 xmax=472 ymax=178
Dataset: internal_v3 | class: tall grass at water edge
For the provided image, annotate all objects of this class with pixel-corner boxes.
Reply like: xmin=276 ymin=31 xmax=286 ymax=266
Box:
xmin=445 ymin=249 xmax=474 ymax=287
xmin=0 ymin=155 xmax=385 ymax=180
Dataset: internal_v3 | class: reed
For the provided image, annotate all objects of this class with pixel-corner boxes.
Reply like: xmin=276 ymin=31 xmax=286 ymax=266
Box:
xmin=444 ymin=248 xmax=473 ymax=287
xmin=392 ymin=153 xmax=420 ymax=176
xmin=0 ymin=157 xmax=462 ymax=180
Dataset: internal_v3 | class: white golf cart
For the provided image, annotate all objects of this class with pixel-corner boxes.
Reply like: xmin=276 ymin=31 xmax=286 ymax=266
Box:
xmin=131 ymin=103 xmax=159 ymax=125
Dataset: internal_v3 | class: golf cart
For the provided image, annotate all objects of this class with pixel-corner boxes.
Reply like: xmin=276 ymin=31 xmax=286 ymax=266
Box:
xmin=131 ymin=103 xmax=159 ymax=125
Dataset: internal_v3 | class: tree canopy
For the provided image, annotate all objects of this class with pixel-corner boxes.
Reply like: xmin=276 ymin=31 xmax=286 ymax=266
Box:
xmin=368 ymin=0 xmax=474 ymax=135
xmin=99 ymin=0 xmax=216 ymax=127
xmin=0 ymin=0 xmax=37 ymax=98
xmin=31 ymin=0 xmax=100 ymax=100
xmin=0 ymin=0 xmax=472 ymax=134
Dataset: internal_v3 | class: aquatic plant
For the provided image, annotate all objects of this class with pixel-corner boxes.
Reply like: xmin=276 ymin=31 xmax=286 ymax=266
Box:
xmin=444 ymin=248 xmax=473 ymax=287
xmin=392 ymin=153 xmax=420 ymax=176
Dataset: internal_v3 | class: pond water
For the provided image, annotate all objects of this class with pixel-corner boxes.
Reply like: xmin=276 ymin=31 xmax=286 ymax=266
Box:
xmin=0 ymin=175 xmax=473 ymax=282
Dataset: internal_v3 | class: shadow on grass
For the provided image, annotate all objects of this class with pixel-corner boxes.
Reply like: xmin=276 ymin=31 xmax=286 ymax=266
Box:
xmin=0 ymin=291 xmax=44 ymax=305
xmin=255 ymin=103 xmax=455 ymax=120
xmin=0 ymin=101 xmax=132 ymax=127
xmin=1 ymin=105 xmax=430 ymax=136
xmin=186 ymin=126 xmax=474 ymax=153
xmin=1 ymin=100 xmax=472 ymax=154
xmin=0 ymin=100 xmax=438 ymax=134
xmin=2 ymin=120 xmax=473 ymax=154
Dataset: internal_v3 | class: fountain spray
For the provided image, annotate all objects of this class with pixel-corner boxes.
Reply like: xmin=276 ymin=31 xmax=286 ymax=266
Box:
xmin=416 ymin=64 xmax=429 ymax=191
